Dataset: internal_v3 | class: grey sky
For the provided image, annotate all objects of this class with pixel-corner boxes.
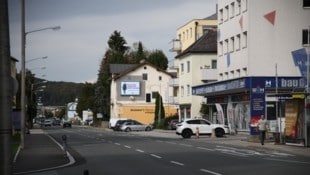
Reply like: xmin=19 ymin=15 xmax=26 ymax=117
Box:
xmin=9 ymin=0 xmax=217 ymax=83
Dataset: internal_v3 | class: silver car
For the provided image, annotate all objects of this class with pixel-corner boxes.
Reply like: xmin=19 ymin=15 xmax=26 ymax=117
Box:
xmin=120 ymin=120 xmax=152 ymax=132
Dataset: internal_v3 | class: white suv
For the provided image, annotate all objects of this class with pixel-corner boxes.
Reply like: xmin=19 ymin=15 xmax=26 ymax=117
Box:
xmin=176 ymin=119 xmax=229 ymax=138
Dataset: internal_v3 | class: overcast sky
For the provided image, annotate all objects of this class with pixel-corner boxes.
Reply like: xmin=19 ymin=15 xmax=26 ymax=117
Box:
xmin=9 ymin=0 xmax=217 ymax=83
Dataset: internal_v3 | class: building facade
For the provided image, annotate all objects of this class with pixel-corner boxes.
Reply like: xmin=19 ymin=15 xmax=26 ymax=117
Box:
xmin=110 ymin=61 xmax=177 ymax=125
xmin=193 ymin=0 xmax=310 ymax=145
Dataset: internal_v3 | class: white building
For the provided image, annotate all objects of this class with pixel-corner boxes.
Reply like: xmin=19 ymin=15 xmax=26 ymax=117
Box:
xmin=110 ymin=61 xmax=177 ymax=125
xmin=193 ymin=0 xmax=310 ymax=145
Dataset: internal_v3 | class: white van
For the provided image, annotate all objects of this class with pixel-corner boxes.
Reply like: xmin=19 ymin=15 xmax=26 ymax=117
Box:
xmin=109 ymin=118 xmax=127 ymax=129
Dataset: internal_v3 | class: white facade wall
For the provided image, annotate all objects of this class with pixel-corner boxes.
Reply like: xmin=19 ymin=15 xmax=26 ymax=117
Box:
xmin=178 ymin=54 xmax=217 ymax=118
xmin=217 ymin=0 xmax=310 ymax=80
xmin=110 ymin=64 xmax=172 ymax=119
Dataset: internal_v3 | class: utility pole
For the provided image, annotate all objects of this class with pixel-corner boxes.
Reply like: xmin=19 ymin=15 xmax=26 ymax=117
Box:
xmin=0 ymin=0 xmax=13 ymax=174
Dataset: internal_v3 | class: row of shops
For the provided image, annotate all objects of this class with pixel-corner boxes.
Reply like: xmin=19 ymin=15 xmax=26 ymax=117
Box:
xmin=192 ymin=76 xmax=310 ymax=147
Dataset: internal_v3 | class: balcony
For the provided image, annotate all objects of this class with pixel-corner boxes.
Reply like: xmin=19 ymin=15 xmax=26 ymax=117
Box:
xmin=168 ymin=96 xmax=179 ymax=104
xmin=201 ymin=68 xmax=217 ymax=82
xmin=169 ymin=78 xmax=179 ymax=87
xmin=169 ymin=39 xmax=181 ymax=52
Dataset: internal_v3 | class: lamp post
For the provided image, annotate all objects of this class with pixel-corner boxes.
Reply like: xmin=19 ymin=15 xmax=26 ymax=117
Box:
xmin=20 ymin=0 xmax=60 ymax=148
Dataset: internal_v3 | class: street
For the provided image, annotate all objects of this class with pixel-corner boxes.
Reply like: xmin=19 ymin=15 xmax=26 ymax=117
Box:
xmin=38 ymin=126 xmax=310 ymax=175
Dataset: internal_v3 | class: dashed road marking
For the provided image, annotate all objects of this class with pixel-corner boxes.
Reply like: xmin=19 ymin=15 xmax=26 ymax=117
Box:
xmin=200 ymin=168 xmax=222 ymax=175
xmin=170 ymin=161 xmax=184 ymax=166
xmin=197 ymin=147 xmax=214 ymax=151
xmin=179 ymin=143 xmax=193 ymax=147
xmin=124 ymin=145 xmax=131 ymax=149
xmin=114 ymin=143 xmax=121 ymax=146
xmin=136 ymin=149 xmax=145 ymax=153
xmin=150 ymin=154 xmax=162 ymax=159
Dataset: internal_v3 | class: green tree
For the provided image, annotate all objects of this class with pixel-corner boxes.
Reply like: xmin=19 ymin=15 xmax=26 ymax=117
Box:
xmin=147 ymin=49 xmax=168 ymax=70
xmin=76 ymin=82 xmax=95 ymax=120
xmin=154 ymin=93 xmax=165 ymax=129
xmin=108 ymin=30 xmax=129 ymax=64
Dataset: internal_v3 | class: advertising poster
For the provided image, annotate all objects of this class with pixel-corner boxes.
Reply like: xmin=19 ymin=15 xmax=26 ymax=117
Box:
xmin=285 ymin=100 xmax=304 ymax=145
xmin=215 ymin=103 xmax=225 ymax=124
xmin=250 ymin=78 xmax=265 ymax=135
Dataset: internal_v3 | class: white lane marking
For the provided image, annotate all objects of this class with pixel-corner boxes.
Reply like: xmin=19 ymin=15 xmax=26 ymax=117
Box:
xmin=264 ymin=158 xmax=310 ymax=165
xmin=170 ymin=161 xmax=184 ymax=166
xmin=124 ymin=145 xmax=131 ymax=149
xmin=179 ymin=143 xmax=193 ymax=147
xmin=200 ymin=168 xmax=222 ymax=175
xmin=150 ymin=154 xmax=162 ymax=159
xmin=136 ymin=149 xmax=145 ymax=153
xmin=197 ymin=147 xmax=214 ymax=151
xmin=114 ymin=143 xmax=121 ymax=146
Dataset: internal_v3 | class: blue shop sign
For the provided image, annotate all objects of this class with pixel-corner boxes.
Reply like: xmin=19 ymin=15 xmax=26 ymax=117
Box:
xmin=192 ymin=76 xmax=304 ymax=95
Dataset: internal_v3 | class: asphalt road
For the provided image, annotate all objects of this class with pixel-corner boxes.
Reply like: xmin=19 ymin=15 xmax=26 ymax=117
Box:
xmin=42 ymin=126 xmax=310 ymax=175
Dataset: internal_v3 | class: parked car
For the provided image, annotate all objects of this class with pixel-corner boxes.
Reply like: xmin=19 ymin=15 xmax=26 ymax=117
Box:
xmin=53 ymin=119 xmax=61 ymax=126
xmin=120 ymin=120 xmax=152 ymax=132
xmin=176 ymin=119 xmax=229 ymax=138
xmin=114 ymin=119 xmax=133 ymax=131
xmin=44 ymin=119 xmax=53 ymax=127
xmin=109 ymin=118 xmax=127 ymax=130
xmin=63 ymin=121 xmax=72 ymax=128
xmin=167 ymin=119 xmax=179 ymax=130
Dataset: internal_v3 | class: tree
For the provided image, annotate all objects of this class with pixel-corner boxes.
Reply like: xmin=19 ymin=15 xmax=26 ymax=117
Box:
xmin=108 ymin=30 xmax=129 ymax=64
xmin=76 ymin=82 xmax=95 ymax=120
xmin=147 ymin=49 xmax=168 ymax=70
xmin=154 ymin=93 xmax=165 ymax=129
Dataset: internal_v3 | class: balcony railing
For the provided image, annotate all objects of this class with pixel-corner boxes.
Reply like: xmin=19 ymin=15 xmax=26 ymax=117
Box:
xmin=169 ymin=78 xmax=179 ymax=87
xmin=201 ymin=68 xmax=217 ymax=82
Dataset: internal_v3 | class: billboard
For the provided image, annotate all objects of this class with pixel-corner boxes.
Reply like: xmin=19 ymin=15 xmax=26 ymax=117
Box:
xmin=121 ymin=82 xmax=140 ymax=96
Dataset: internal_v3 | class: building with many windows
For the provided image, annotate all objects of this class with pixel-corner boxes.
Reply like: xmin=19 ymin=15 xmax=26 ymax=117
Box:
xmin=193 ymin=0 xmax=310 ymax=145
xmin=170 ymin=12 xmax=218 ymax=121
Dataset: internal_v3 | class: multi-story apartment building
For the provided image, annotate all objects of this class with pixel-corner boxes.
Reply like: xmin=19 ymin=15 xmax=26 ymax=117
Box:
xmin=193 ymin=0 xmax=310 ymax=145
xmin=110 ymin=61 xmax=177 ymax=125
xmin=170 ymin=13 xmax=218 ymax=121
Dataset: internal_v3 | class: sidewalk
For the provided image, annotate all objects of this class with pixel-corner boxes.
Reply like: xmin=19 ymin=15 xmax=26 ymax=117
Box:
xmin=12 ymin=129 xmax=73 ymax=175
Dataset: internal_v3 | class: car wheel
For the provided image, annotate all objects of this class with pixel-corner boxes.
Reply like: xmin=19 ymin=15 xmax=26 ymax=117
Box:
xmin=125 ymin=127 xmax=131 ymax=132
xmin=181 ymin=129 xmax=192 ymax=139
xmin=215 ymin=128 xmax=224 ymax=137
xmin=145 ymin=126 xmax=151 ymax=131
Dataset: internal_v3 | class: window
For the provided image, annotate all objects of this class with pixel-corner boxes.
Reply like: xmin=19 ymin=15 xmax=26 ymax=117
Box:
xmin=142 ymin=73 xmax=148 ymax=80
xmin=230 ymin=37 xmax=235 ymax=52
xmin=187 ymin=84 xmax=191 ymax=96
xmin=181 ymin=63 xmax=184 ymax=73
xmin=187 ymin=61 xmax=190 ymax=73
xmin=159 ymin=76 xmax=162 ymax=81
xmin=230 ymin=2 xmax=235 ymax=18
xmin=302 ymin=29 xmax=309 ymax=46
xmin=236 ymin=0 xmax=241 ymax=15
xmin=225 ymin=39 xmax=229 ymax=54
xmin=242 ymin=0 xmax=248 ymax=12
xmin=219 ymin=41 xmax=223 ymax=56
xmin=236 ymin=34 xmax=241 ymax=51
xmin=181 ymin=86 xmax=184 ymax=97
xmin=219 ymin=9 xmax=223 ymax=23
xmin=242 ymin=31 xmax=247 ymax=48
xmin=146 ymin=93 xmax=151 ymax=102
xmin=225 ymin=5 xmax=229 ymax=21
xmin=303 ymin=0 xmax=310 ymax=8
xmin=144 ymin=66 xmax=147 ymax=70
xmin=152 ymin=92 xmax=159 ymax=99
xmin=211 ymin=60 xmax=217 ymax=69
xmin=190 ymin=28 xmax=192 ymax=38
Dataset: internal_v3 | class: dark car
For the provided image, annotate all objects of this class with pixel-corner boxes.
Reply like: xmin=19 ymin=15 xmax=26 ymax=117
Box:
xmin=167 ymin=119 xmax=179 ymax=130
xmin=114 ymin=119 xmax=133 ymax=131
xmin=63 ymin=121 xmax=72 ymax=128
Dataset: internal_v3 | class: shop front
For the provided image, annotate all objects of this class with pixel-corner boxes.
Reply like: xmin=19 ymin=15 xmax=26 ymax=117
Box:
xmin=192 ymin=76 xmax=307 ymax=144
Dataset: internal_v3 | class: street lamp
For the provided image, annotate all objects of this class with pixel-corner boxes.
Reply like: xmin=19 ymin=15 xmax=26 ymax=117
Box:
xmin=20 ymin=0 xmax=60 ymax=149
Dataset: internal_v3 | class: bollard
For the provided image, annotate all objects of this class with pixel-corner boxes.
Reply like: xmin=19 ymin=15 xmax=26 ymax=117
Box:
xmin=196 ymin=127 xmax=199 ymax=139
xmin=62 ymin=135 xmax=67 ymax=157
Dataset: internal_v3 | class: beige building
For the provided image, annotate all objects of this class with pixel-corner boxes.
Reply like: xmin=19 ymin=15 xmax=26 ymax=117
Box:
xmin=170 ymin=13 xmax=218 ymax=121
xmin=110 ymin=61 xmax=177 ymax=124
